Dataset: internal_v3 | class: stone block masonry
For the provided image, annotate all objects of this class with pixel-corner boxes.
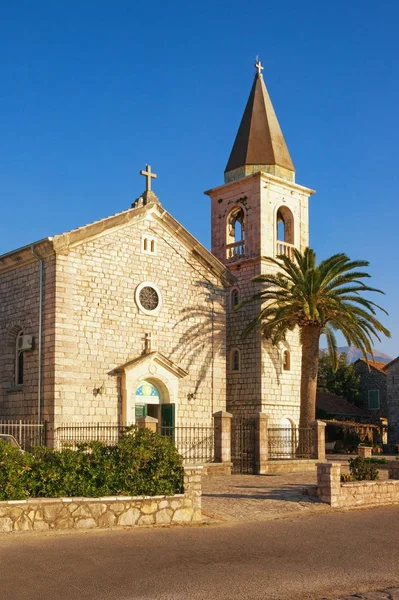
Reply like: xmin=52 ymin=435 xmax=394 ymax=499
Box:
xmin=317 ymin=462 xmax=399 ymax=508
xmin=0 ymin=466 xmax=202 ymax=534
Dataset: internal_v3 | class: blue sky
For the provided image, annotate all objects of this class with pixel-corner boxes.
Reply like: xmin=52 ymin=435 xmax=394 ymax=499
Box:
xmin=1 ymin=1 xmax=398 ymax=355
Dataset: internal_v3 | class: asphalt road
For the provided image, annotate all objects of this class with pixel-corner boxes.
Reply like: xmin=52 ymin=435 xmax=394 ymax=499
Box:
xmin=1 ymin=507 xmax=399 ymax=600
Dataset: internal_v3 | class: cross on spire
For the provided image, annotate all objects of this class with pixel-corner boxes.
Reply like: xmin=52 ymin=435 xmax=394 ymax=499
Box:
xmin=254 ymin=56 xmax=264 ymax=76
xmin=140 ymin=164 xmax=157 ymax=192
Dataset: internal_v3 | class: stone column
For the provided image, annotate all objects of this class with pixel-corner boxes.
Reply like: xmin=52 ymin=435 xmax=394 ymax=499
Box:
xmin=183 ymin=466 xmax=202 ymax=522
xmin=388 ymin=461 xmax=399 ymax=480
xmin=311 ymin=420 xmax=326 ymax=460
xmin=213 ymin=411 xmax=232 ymax=464
xmin=136 ymin=416 xmax=158 ymax=432
xmin=317 ymin=462 xmax=341 ymax=506
xmin=255 ymin=413 xmax=269 ymax=474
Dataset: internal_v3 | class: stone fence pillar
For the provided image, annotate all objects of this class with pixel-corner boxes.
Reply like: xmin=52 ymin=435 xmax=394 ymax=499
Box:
xmin=317 ymin=462 xmax=341 ymax=506
xmin=358 ymin=445 xmax=373 ymax=458
xmin=213 ymin=411 xmax=232 ymax=464
xmin=388 ymin=461 xmax=399 ymax=480
xmin=183 ymin=466 xmax=202 ymax=522
xmin=136 ymin=416 xmax=158 ymax=433
xmin=255 ymin=413 xmax=268 ymax=474
xmin=311 ymin=420 xmax=326 ymax=461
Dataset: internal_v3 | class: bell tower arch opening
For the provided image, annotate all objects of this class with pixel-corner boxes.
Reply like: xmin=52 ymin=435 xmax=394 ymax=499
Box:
xmin=226 ymin=206 xmax=245 ymax=260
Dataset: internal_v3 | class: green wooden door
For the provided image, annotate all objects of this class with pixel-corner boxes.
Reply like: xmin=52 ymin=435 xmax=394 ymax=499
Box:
xmin=161 ymin=403 xmax=175 ymax=433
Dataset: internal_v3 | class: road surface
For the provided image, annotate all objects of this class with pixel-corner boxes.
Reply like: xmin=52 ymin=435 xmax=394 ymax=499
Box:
xmin=1 ymin=506 xmax=399 ymax=600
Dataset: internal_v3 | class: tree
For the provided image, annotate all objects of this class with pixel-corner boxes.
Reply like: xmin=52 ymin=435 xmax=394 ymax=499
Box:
xmin=239 ymin=248 xmax=390 ymax=428
xmin=317 ymin=352 xmax=361 ymax=405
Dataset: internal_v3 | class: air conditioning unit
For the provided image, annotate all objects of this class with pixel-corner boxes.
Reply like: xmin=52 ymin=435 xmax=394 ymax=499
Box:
xmin=18 ymin=335 xmax=34 ymax=351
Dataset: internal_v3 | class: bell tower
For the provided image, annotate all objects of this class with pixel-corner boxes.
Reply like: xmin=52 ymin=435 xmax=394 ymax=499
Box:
xmin=205 ymin=60 xmax=315 ymax=425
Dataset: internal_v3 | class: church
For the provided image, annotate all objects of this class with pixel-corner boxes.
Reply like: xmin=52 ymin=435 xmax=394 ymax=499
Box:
xmin=0 ymin=61 xmax=314 ymax=438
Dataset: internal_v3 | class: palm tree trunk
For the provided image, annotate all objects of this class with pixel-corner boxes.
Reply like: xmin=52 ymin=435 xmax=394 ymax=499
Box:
xmin=299 ymin=324 xmax=321 ymax=429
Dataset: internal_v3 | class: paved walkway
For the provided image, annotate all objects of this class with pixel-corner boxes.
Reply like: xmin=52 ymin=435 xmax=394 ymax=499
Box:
xmin=202 ymin=461 xmax=390 ymax=523
xmin=202 ymin=471 xmax=327 ymax=522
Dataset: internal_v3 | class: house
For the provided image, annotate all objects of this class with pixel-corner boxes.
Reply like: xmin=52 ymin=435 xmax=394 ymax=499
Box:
xmin=353 ymin=358 xmax=388 ymax=419
xmin=384 ymin=357 xmax=399 ymax=443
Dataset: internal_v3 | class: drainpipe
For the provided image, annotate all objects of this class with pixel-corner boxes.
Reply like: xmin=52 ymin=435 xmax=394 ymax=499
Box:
xmin=31 ymin=246 xmax=44 ymax=425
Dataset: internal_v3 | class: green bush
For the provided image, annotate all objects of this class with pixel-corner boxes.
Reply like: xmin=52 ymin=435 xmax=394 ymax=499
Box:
xmin=348 ymin=457 xmax=379 ymax=481
xmin=0 ymin=428 xmax=184 ymax=501
xmin=364 ymin=457 xmax=387 ymax=465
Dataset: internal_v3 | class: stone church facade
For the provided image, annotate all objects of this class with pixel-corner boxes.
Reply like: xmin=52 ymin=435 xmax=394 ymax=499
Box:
xmin=0 ymin=61 xmax=315 ymax=436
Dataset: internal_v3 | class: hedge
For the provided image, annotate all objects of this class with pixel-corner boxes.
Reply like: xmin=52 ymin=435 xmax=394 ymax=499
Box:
xmin=0 ymin=428 xmax=184 ymax=501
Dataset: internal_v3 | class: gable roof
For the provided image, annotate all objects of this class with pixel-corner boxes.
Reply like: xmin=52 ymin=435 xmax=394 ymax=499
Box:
xmin=316 ymin=391 xmax=368 ymax=417
xmin=384 ymin=356 xmax=399 ymax=371
xmin=355 ymin=358 xmax=388 ymax=373
xmin=111 ymin=351 xmax=188 ymax=379
xmin=0 ymin=202 xmax=236 ymax=287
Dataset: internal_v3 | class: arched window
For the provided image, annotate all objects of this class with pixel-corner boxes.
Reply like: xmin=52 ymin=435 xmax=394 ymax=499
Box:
xmin=282 ymin=350 xmax=291 ymax=372
xmin=142 ymin=236 xmax=156 ymax=254
xmin=226 ymin=207 xmax=245 ymax=260
xmin=15 ymin=331 xmax=24 ymax=385
xmin=276 ymin=207 xmax=294 ymax=244
xmin=230 ymin=348 xmax=241 ymax=372
xmin=276 ymin=206 xmax=294 ymax=258
xmin=230 ymin=288 xmax=240 ymax=309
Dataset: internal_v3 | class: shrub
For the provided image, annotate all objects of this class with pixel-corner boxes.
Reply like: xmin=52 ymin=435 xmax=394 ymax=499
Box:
xmin=340 ymin=473 xmax=354 ymax=483
xmin=0 ymin=428 xmax=184 ymax=501
xmin=0 ymin=440 xmax=31 ymax=500
xmin=365 ymin=457 xmax=387 ymax=465
xmin=348 ymin=457 xmax=379 ymax=481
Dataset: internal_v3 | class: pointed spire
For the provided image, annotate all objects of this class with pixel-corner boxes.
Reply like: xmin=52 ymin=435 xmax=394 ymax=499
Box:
xmin=225 ymin=59 xmax=295 ymax=183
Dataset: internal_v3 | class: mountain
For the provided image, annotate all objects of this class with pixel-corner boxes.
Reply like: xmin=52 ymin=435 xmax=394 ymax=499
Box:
xmin=321 ymin=346 xmax=393 ymax=364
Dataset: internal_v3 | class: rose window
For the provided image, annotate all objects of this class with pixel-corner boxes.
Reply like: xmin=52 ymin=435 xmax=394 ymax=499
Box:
xmin=139 ymin=286 xmax=159 ymax=311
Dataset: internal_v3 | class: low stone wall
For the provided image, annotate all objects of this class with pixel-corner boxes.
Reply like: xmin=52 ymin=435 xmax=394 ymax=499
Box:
xmin=0 ymin=466 xmax=202 ymax=534
xmin=317 ymin=462 xmax=399 ymax=508
xmin=202 ymin=462 xmax=232 ymax=476
xmin=260 ymin=459 xmax=318 ymax=475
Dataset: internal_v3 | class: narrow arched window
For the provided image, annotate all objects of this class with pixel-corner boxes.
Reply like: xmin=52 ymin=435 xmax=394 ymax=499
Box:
xmin=283 ymin=350 xmax=291 ymax=372
xmin=231 ymin=288 xmax=239 ymax=309
xmin=276 ymin=207 xmax=294 ymax=244
xmin=231 ymin=348 xmax=240 ymax=372
xmin=144 ymin=238 xmax=148 ymax=251
xmin=226 ymin=207 xmax=245 ymax=260
xmin=15 ymin=331 xmax=24 ymax=385
xmin=150 ymin=240 xmax=155 ymax=253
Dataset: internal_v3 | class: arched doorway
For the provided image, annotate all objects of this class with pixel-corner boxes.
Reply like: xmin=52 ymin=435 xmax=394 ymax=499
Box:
xmin=134 ymin=379 xmax=175 ymax=431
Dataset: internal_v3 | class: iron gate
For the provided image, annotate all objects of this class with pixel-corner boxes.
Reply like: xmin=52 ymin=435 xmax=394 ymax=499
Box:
xmin=231 ymin=417 xmax=256 ymax=474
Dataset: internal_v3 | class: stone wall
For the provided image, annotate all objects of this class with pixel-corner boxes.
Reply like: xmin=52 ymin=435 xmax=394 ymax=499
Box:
xmin=317 ymin=462 xmax=399 ymax=508
xmin=0 ymin=466 xmax=201 ymax=534
xmin=386 ymin=360 xmax=399 ymax=443
xmin=0 ymin=253 xmax=56 ymax=423
xmin=52 ymin=205 xmax=227 ymax=427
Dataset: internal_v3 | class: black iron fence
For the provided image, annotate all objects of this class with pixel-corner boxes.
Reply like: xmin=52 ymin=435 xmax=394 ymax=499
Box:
xmin=268 ymin=427 xmax=312 ymax=459
xmin=55 ymin=423 xmax=129 ymax=450
xmin=0 ymin=420 xmax=46 ymax=450
xmin=231 ymin=417 xmax=256 ymax=474
xmin=160 ymin=426 xmax=214 ymax=464
xmin=54 ymin=423 xmax=214 ymax=463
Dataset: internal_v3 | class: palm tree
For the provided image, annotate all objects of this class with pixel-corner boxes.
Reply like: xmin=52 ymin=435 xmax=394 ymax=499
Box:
xmin=239 ymin=248 xmax=390 ymax=428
